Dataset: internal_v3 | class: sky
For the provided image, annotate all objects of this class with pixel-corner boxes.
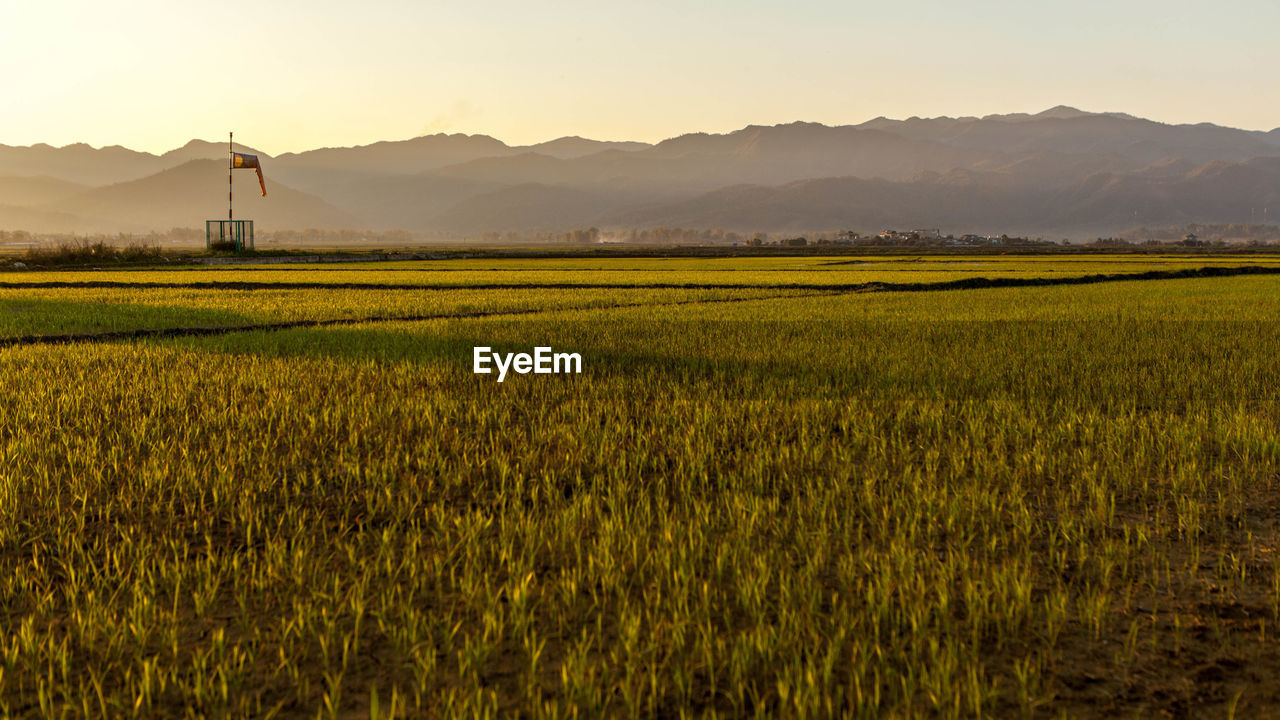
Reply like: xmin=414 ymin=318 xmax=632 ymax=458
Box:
xmin=1 ymin=0 xmax=1277 ymax=155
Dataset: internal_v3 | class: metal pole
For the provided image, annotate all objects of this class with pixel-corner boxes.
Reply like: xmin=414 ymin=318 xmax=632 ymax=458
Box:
xmin=229 ymin=131 xmax=233 ymax=223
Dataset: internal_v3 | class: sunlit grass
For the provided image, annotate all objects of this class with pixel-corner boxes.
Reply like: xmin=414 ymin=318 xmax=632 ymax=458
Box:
xmin=0 ymin=259 xmax=1277 ymax=716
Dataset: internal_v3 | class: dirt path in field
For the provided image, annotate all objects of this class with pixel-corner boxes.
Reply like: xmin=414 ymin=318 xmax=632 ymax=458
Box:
xmin=0 ymin=263 xmax=1277 ymax=292
xmin=0 ymin=291 xmax=833 ymax=349
xmin=1 ymin=264 xmax=1278 ymax=349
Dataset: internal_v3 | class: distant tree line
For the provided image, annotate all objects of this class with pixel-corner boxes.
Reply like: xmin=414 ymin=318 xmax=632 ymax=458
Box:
xmin=746 ymin=231 xmax=1059 ymax=248
xmin=0 ymin=228 xmax=424 ymax=248
xmin=471 ymin=228 xmax=753 ymax=245
xmin=1117 ymin=224 xmax=1280 ymax=246
xmin=0 ymin=228 xmax=205 ymax=246
xmin=264 ymin=229 xmax=415 ymax=245
xmin=463 ymin=227 xmax=1085 ymax=248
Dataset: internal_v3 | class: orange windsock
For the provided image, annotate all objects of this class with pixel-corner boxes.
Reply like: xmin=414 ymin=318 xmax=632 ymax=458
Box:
xmin=232 ymin=152 xmax=268 ymax=196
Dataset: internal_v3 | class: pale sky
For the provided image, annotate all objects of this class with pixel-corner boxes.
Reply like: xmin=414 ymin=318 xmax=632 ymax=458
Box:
xmin=2 ymin=0 xmax=1277 ymax=155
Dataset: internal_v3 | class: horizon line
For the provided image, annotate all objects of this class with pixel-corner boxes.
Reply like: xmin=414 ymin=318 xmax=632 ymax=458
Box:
xmin=3 ymin=106 xmax=1278 ymax=157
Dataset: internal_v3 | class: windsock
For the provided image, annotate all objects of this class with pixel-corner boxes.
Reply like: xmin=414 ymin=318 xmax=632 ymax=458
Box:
xmin=232 ymin=152 xmax=267 ymax=196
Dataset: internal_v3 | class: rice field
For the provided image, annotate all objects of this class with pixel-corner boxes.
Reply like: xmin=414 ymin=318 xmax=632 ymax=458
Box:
xmin=1 ymin=255 xmax=1278 ymax=717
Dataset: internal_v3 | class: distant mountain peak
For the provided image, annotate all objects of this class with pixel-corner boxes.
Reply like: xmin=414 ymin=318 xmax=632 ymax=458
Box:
xmin=161 ymin=138 xmax=266 ymax=162
xmin=1035 ymin=105 xmax=1090 ymax=119
xmin=522 ymin=136 xmax=651 ymax=159
xmin=973 ymin=106 xmax=1142 ymax=124
xmin=162 ymin=139 xmax=224 ymax=155
xmin=409 ymin=132 xmax=505 ymax=143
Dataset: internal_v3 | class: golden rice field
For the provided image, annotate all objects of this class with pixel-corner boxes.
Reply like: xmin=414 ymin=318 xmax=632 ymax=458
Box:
xmin=1 ymin=255 xmax=1279 ymax=718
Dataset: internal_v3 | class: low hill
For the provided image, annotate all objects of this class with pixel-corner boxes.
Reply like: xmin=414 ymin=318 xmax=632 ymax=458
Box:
xmin=0 ymin=203 xmax=106 ymax=235
xmin=303 ymin=174 xmax=505 ymax=230
xmin=432 ymin=183 xmax=634 ymax=232
xmin=0 ymin=175 xmax=89 ymax=207
xmin=46 ymin=159 xmax=358 ymax=232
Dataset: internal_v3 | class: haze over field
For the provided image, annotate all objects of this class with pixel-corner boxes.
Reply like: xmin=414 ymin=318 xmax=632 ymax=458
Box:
xmin=4 ymin=0 xmax=1277 ymax=240
xmin=1 ymin=108 xmax=1279 ymax=238
xmin=6 ymin=1 xmax=1278 ymax=152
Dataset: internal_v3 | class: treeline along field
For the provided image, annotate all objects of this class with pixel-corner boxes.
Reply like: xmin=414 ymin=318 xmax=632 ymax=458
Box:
xmin=0 ymin=257 xmax=1278 ymax=717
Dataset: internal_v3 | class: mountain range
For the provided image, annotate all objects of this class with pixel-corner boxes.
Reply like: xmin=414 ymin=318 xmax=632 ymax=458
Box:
xmin=1 ymin=106 xmax=1278 ymax=239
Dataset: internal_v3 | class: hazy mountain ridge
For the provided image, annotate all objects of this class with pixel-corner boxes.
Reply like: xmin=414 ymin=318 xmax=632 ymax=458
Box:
xmin=523 ymin=137 xmax=651 ymax=159
xmin=432 ymin=183 xmax=636 ymax=232
xmin=0 ymin=143 xmax=162 ymax=186
xmin=16 ymin=160 xmax=356 ymax=233
xmin=1 ymin=108 xmax=1278 ymax=237
xmin=161 ymin=140 xmax=269 ymax=164
xmin=854 ymin=112 xmax=1280 ymax=164
xmin=274 ymin=133 xmax=514 ymax=175
xmin=604 ymin=157 xmax=1280 ymax=235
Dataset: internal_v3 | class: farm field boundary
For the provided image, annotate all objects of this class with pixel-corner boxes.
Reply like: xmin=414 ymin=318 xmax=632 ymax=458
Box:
xmin=0 ymin=290 xmax=834 ymax=349
xmin=1 ymin=263 xmax=1277 ymax=292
